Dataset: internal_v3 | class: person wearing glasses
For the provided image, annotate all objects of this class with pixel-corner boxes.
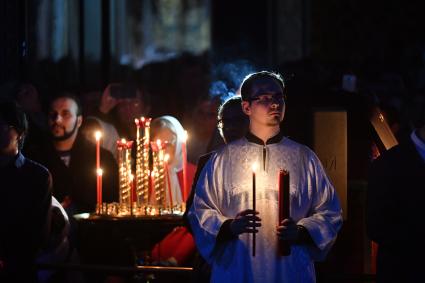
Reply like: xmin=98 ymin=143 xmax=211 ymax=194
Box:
xmin=0 ymin=100 xmax=51 ymax=282
xmin=188 ymin=71 xmax=342 ymax=283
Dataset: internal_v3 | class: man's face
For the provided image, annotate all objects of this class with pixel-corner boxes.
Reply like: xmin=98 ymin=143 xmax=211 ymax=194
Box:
xmin=242 ymin=77 xmax=285 ymax=127
xmin=48 ymin=97 xmax=82 ymax=141
xmin=0 ymin=118 xmax=20 ymax=155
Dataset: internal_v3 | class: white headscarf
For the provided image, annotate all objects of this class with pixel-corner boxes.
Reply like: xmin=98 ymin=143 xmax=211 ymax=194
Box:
xmin=152 ymin=115 xmax=186 ymax=204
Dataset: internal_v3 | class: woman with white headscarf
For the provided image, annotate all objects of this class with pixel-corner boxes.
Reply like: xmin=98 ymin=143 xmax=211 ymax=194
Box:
xmin=150 ymin=116 xmax=197 ymax=266
xmin=151 ymin=115 xmax=196 ymax=206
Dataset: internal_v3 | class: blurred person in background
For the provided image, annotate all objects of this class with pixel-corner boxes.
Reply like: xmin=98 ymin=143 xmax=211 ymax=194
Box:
xmin=186 ymin=95 xmax=221 ymax=164
xmin=79 ymin=116 xmax=120 ymax=160
xmin=14 ymin=82 xmax=49 ymax=155
xmin=366 ymin=98 xmax=425 ymax=283
xmin=95 ymin=83 xmax=151 ymax=141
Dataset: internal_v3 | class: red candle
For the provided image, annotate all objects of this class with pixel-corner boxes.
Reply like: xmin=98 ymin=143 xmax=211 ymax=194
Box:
xmin=252 ymin=163 xmax=258 ymax=257
xmin=95 ymin=131 xmax=102 ymax=208
xmin=278 ymin=169 xmax=291 ymax=256
xmin=182 ymin=131 xmax=188 ymax=202
xmin=97 ymin=168 xmax=103 ymax=205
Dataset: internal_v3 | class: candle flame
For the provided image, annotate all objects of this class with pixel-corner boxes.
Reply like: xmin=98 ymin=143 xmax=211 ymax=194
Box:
xmin=252 ymin=162 xmax=258 ymax=172
xmin=97 ymin=168 xmax=103 ymax=176
xmin=129 ymin=173 xmax=134 ymax=181
xmin=156 ymin=139 xmax=161 ymax=147
xmin=164 ymin=153 xmax=170 ymax=162
xmin=121 ymin=138 xmax=126 ymax=143
xmin=94 ymin=131 xmax=102 ymax=141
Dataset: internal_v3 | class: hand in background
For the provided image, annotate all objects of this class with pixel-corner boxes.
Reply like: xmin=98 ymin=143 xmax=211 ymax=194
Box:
xmin=99 ymin=84 xmax=121 ymax=114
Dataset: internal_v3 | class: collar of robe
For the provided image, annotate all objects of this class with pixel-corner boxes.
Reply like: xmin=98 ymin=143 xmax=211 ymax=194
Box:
xmin=245 ymin=130 xmax=284 ymax=145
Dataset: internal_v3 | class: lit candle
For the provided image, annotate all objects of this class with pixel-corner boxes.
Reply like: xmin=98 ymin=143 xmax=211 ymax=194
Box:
xmin=252 ymin=162 xmax=258 ymax=257
xmin=94 ymin=131 xmax=102 ymax=210
xmin=182 ymin=130 xmax=188 ymax=202
xmin=278 ymin=169 xmax=291 ymax=256
xmin=97 ymin=168 xmax=103 ymax=206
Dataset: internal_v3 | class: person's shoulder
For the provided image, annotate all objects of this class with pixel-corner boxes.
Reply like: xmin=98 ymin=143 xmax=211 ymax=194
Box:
xmin=224 ymin=137 xmax=248 ymax=150
xmin=23 ymin=155 xmax=50 ymax=177
xmin=21 ymin=155 xmax=52 ymax=191
xmin=198 ymin=151 xmax=214 ymax=163
xmin=281 ymin=136 xmax=313 ymax=154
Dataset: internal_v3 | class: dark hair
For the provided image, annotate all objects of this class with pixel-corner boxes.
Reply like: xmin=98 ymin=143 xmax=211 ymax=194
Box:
xmin=240 ymin=71 xmax=285 ymax=101
xmin=49 ymin=92 xmax=83 ymax=116
xmin=218 ymin=95 xmax=243 ymax=120
xmin=0 ymin=100 xmax=28 ymax=149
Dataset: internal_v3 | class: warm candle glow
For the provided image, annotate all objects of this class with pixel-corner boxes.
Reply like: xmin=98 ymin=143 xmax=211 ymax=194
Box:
xmin=97 ymin=168 xmax=103 ymax=176
xmin=121 ymin=138 xmax=126 ymax=143
xmin=94 ymin=131 xmax=102 ymax=141
xmin=164 ymin=153 xmax=170 ymax=163
xmin=252 ymin=162 xmax=258 ymax=173
xmin=182 ymin=130 xmax=188 ymax=142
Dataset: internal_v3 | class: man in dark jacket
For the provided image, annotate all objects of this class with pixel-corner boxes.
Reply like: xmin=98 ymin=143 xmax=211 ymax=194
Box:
xmin=26 ymin=93 xmax=118 ymax=215
xmin=0 ymin=100 xmax=51 ymax=282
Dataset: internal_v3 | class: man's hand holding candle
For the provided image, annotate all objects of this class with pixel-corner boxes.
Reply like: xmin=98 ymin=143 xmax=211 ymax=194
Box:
xmin=230 ymin=209 xmax=262 ymax=236
xmin=277 ymin=218 xmax=313 ymax=245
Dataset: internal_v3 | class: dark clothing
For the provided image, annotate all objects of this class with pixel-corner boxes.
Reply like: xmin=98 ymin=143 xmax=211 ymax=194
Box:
xmin=25 ymin=135 xmax=119 ymax=214
xmin=183 ymin=152 xmax=213 ymax=283
xmin=0 ymin=153 xmax=52 ymax=282
xmin=366 ymin=138 xmax=425 ymax=283
xmin=183 ymin=152 xmax=213 ymax=230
